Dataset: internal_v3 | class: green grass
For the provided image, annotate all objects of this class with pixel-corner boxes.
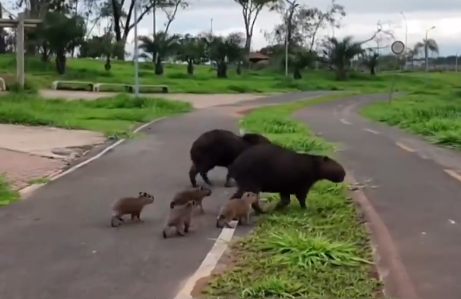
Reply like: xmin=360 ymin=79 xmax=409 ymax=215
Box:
xmin=0 ymin=176 xmax=19 ymax=206
xmin=361 ymin=88 xmax=461 ymax=150
xmin=0 ymin=93 xmax=192 ymax=138
xmin=0 ymin=54 xmax=459 ymax=94
xmin=203 ymin=93 xmax=381 ymax=299
xmin=27 ymin=177 xmax=52 ymax=185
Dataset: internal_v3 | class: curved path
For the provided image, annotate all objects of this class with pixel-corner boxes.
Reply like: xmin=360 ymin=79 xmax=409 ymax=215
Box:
xmin=295 ymin=94 xmax=461 ymax=299
xmin=0 ymin=91 xmax=327 ymax=299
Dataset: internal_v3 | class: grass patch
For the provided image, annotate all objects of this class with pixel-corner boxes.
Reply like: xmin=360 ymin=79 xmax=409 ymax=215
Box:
xmin=27 ymin=177 xmax=51 ymax=185
xmin=204 ymin=93 xmax=381 ymax=298
xmin=0 ymin=176 xmax=19 ymax=206
xmin=0 ymin=93 xmax=192 ymax=138
xmin=0 ymin=54 xmax=459 ymax=94
xmin=361 ymin=89 xmax=461 ymax=150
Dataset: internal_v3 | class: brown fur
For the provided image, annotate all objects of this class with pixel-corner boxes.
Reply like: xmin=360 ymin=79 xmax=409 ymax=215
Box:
xmin=216 ymin=192 xmax=259 ymax=228
xmin=170 ymin=186 xmax=212 ymax=214
xmin=163 ymin=200 xmax=197 ymax=238
xmin=110 ymin=192 xmax=155 ymax=227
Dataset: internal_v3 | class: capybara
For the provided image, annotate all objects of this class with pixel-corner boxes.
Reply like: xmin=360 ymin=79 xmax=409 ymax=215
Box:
xmin=170 ymin=185 xmax=212 ymax=214
xmin=216 ymin=192 xmax=259 ymax=228
xmin=163 ymin=200 xmax=196 ymax=238
xmin=111 ymin=192 xmax=155 ymax=227
xmin=228 ymin=143 xmax=346 ymax=212
xmin=188 ymin=129 xmax=271 ymax=187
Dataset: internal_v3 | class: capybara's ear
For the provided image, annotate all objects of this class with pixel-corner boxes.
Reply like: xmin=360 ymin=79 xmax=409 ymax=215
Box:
xmin=322 ymin=156 xmax=329 ymax=161
xmin=139 ymin=192 xmax=143 ymax=196
xmin=170 ymin=202 xmax=175 ymax=209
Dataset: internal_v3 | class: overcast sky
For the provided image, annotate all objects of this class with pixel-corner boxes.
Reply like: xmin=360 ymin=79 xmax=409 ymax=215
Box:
xmin=124 ymin=0 xmax=461 ymax=57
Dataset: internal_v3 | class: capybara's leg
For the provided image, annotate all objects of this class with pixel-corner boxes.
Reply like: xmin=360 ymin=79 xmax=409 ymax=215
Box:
xmin=274 ymin=193 xmax=291 ymax=210
xmin=199 ymin=171 xmax=213 ymax=186
xmin=224 ymin=170 xmax=233 ymax=187
xmin=189 ymin=164 xmax=199 ymax=187
xmin=199 ymin=201 xmax=205 ymax=214
xmin=130 ymin=213 xmax=135 ymax=221
xmin=176 ymin=224 xmax=185 ymax=236
xmin=111 ymin=216 xmax=121 ymax=227
xmin=195 ymin=162 xmax=214 ymax=186
xmin=251 ymin=201 xmax=265 ymax=215
xmin=295 ymin=191 xmax=308 ymax=209
xmin=184 ymin=220 xmax=190 ymax=233
xmin=135 ymin=212 xmax=144 ymax=222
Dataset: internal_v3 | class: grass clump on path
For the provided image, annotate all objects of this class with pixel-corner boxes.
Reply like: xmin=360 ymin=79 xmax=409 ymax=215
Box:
xmin=0 ymin=93 xmax=192 ymax=138
xmin=361 ymin=89 xmax=461 ymax=149
xmin=203 ymin=93 xmax=381 ymax=299
xmin=0 ymin=176 xmax=19 ymax=206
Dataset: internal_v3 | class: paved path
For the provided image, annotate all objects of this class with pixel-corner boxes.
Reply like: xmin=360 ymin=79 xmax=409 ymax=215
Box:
xmin=0 ymin=91 xmax=327 ymax=299
xmin=295 ymin=94 xmax=461 ymax=299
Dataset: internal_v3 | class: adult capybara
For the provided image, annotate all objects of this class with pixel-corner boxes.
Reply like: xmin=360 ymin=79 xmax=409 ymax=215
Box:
xmin=189 ymin=129 xmax=271 ymax=187
xmin=228 ymin=143 xmax=346 ymax=213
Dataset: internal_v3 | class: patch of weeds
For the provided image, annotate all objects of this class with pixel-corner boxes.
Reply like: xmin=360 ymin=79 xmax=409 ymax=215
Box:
xmin=0 ymin=176 xmax=19 ymax=206
xmin=203 ymin=93 xmax=381 ymax=298
xmin=27 ymin=177 xmax=51 ymax=185
xmin=361 ymin=92 xmax=461 ymax=149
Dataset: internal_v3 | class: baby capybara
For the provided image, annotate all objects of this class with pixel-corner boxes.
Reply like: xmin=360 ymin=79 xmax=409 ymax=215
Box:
xmin=111 ymin=192 xmax=155 ymax=227
xmin=228 ymin=143 xmax=345 ymax=213
xmin=216 ymin=192 xmax=260 ymax=228
xmin=170 ymin=185 xmax=212 ymax=214
xmin=188 ymin=129 xmax=271 ymax=187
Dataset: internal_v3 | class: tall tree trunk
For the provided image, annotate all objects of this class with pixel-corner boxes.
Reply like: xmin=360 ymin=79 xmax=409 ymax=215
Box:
xmin=55 ymin=49 xmax=67 ymax=75
xmin=244 ymin=35 xmax=251 ymax=67
xmin=217 ymin=61 xmax=227 ymax=78
xmin=187 ymin=60 xmax=194 ymax=75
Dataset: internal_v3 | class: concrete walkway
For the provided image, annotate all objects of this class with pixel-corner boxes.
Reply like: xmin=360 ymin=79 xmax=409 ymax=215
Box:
xmin=295 ymin=94 xmax=461 ymax=299
xmin=0 ymin=91 xmax=327 ymax=299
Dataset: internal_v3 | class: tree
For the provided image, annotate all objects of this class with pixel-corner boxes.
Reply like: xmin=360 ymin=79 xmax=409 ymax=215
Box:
xmin=234 ymin=0 xmax=279 ymax=59
xmin=414 ymin=38 xmax=439 ymax=69
xmin=202 ymin=32 xmax=245 ymax=78
xmin=405 ymin=48 xmax=419 ymax=69
xmin=176 ymin=34 xmax=205 ymax=75
xmin=289 ymin=49 xmax=316 ymax=79
xmin=321 ymin=36 xmax=363 ymax=80
xmin=36 ymin=11 xmax=86 ymax=74
xmin=306 ymin=0 xmax=345 ymax=51
xmin=360 ymin=48 xmax=379 ymax=75
xmin=138 ymin=31 xmax=180 ymax=75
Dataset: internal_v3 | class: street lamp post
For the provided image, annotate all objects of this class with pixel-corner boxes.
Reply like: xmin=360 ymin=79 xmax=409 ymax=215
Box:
xmin=133 ymin=0 xmax=140 ymax=96
xmin=425 ymin=26 xmax=436 ymax=72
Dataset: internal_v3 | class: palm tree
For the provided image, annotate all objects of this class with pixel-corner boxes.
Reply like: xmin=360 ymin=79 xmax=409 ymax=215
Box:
xmin=176 ymin=34 xmax=205 ymax=75
xmin=138 ymin=31 xmax=180 ymax=75
xmin=405 ymin=48 xmax=419 ymax=69
xmin=414 ymin=38 xmax=439 ymax=69
xmin=322 ymin=36 xmax=363 ymax=80
xmin=201 ymin=32 xmax=245 ymax=78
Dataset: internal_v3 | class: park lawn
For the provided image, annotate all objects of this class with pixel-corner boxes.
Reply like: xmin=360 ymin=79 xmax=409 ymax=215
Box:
xmin=203 ymin=93 xmax=382 ymax=299
xmin=0 ymin=54 xmax=459 ymax=94
xmin=361 ymin=88 xmax=461 ymax=150
xmin=0 ymin=93 xmax=192 ymax=138
xmin=0 ymin=175 xmax=19 ymax=206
